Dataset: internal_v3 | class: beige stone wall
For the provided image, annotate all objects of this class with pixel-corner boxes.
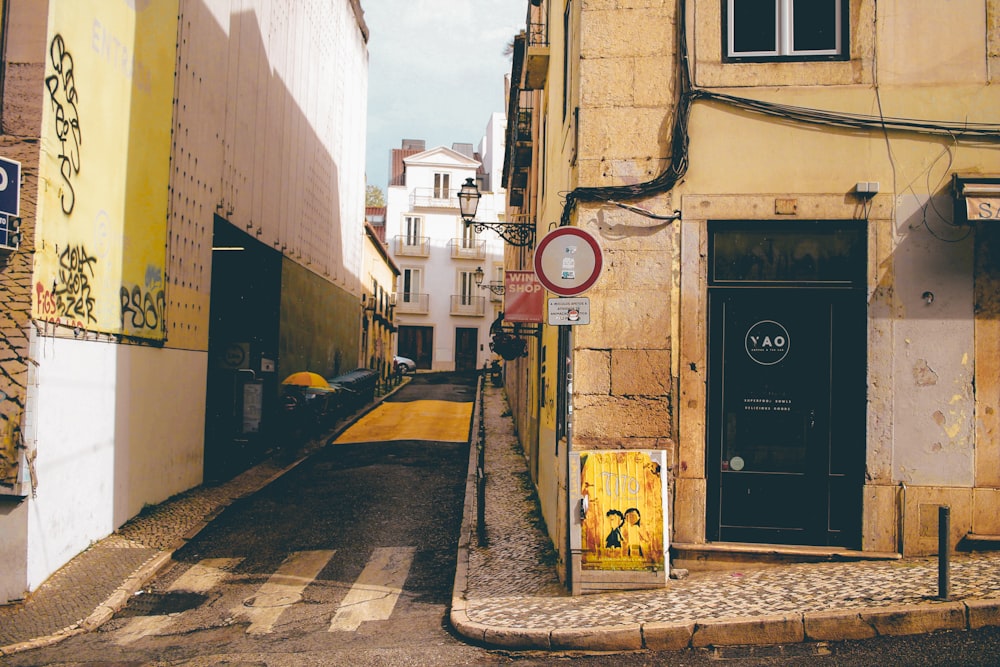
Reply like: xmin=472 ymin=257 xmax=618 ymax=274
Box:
xmin=525 ymin=0 xmax=1000 ymax=561
xmin=571 ymin=197 xmax=677 ymax=454
xmin=576 ymin=0 xmax=675 ymax=189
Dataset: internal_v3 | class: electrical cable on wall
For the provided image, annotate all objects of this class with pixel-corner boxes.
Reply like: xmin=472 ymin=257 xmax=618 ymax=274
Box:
xmin=557 ymin=0 xmax=1000 ymax=229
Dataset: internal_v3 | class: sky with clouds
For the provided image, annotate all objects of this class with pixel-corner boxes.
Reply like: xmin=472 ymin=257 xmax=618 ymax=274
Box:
xmin=362 ymin=1 xmax=527 ymax=194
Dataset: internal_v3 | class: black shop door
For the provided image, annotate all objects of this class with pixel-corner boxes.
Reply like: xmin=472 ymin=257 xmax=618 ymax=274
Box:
xmin=707 ymin=288 xmax=864 ymax=547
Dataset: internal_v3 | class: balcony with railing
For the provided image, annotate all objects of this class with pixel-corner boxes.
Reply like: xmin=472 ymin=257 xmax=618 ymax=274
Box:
xmin=395 ymin=292 xmax=429 ymax=314
xmin=393 ymin=235 xmax=430 ymax=257
xmin=410 ymin=188 xmax=460 ymax=209
xmin=450 ymin=294 xmax=486 ymax=317
xmin=523 ymin=20 xmax=549 ymax=90
xmin=448 ymin=237 xmax=486 ymax=260
xmin=513 ymin=104 xmax=533 ymax=170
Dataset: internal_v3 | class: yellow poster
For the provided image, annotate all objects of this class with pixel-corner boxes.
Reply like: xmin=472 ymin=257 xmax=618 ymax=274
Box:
xmin=580 ymin=450 xmax=666 ymax=571
xmin=33 ymin=0 xmax=177 ymax=340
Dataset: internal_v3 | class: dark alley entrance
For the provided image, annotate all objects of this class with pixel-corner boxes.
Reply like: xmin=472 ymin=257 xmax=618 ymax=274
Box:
xmin=204 ymin=215 xmax=282 ymax=480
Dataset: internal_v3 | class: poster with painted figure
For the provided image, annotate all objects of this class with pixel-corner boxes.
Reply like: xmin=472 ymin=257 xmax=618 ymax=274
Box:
xmin=580 ymin=450 xmax=667 ymax=572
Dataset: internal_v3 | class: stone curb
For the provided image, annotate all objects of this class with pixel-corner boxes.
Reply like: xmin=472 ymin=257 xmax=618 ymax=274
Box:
xmin=451 ymin=601 xmax=1000 ymax=653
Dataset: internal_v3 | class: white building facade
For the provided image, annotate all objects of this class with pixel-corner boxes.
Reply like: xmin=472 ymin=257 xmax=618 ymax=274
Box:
xmin=385 ymin=114 xmax=507 ymax=372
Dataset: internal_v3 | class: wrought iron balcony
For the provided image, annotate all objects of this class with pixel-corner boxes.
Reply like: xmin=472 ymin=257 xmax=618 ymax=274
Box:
xmin=449 ymin=237 xmax=486 ymax=260
xmin=409 ymin=188 xmax=459 ymax=209
xmin=395 ymin=292 xmax=429 ymax=314
xmin=450 ymin=294 xmax=486 ymax=317
xmin=523 ymin=21 xmax=549 ymax=90
xmin=393 ymin=235 xmax=430 ymax=257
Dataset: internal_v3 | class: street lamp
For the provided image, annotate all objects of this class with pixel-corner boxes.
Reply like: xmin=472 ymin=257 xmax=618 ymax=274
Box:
xmin=474 ymin=266 xmax=505 ymax=296
xmin=457 ymin=178 xmax=535 ymax=248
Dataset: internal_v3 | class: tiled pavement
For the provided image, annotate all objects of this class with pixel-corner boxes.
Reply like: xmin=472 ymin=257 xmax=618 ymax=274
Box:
xmin=3 ymin=377 xmax=1000 ymax=657
xmin=453 ymin=384 xmax=1000 ymax=650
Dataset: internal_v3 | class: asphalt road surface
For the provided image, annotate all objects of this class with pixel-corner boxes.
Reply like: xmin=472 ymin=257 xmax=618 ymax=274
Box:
xmin=6 ymin=372 xmax=1000 ymax=665
xmin=2 ymin=372 xmax=506 ymax=666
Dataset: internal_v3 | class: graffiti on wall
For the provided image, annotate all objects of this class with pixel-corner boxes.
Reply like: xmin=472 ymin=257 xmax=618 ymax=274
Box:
xmin=45 ymin=34 xmax=82 ymax=215
xmin=33 ymin=2 xmax=178 ymax=342
xmin=120 ymin=285 xmax=165 ymax=334
xmin=34 ymin=243 xmax=99 ymax=329
xmin=580 ymin=450 xmax=666 ymax=571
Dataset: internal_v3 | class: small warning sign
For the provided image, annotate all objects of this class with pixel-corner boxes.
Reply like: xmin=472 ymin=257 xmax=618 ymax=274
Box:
xmin=548 ymin=297 xmax=590 ymax=326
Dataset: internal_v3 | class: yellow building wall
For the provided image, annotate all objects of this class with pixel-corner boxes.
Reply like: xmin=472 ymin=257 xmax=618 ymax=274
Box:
xmin=362 ymin=229 xmax=397 ymax=385
xmin=33 ymin=0 xmax=176 ymax=340
xmin=523 ymin=0 xmax=1000 ymax=564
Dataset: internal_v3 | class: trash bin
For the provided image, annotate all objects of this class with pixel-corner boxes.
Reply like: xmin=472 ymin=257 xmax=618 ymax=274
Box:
xmin=326 ymin=368 xmax=379 ymax=413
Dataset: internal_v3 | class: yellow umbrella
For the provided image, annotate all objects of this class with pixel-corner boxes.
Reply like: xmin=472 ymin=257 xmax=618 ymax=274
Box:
xmin=281 ymin=371 xmax=329 ymax=388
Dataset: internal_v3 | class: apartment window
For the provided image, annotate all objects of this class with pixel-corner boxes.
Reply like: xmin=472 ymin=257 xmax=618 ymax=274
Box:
xmin=726 ymin=0 xmax=846 ymax=61
xmin=434 ymin=173 xmax=451 ymax=200
xmin=460 ymin=270 xmax=475 ymax=305
xmin=402 ymin=268 xmax=422 ymax=302
xmin=461 ymin=219 xmax=478 ymax=249
xmin=404 ymin=215 xmax=422 ymax=245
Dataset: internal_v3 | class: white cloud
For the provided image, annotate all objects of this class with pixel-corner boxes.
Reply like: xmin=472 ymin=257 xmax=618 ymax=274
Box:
xmin=363 ymin=0 xmax=526 ymax=193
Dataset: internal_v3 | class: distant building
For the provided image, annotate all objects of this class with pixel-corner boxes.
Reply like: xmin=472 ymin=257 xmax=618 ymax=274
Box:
xmin=384 ymin=114 xmax=507 ymax=372
xmin=360 ymin=222 xmax=399 ymax=389
xmin=365 ymin=206 xmax=387 ymax=243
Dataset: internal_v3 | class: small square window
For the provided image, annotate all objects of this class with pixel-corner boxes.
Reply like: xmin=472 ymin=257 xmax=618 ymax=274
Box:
xmin=726 ymin=0 xmax=846 ymax=61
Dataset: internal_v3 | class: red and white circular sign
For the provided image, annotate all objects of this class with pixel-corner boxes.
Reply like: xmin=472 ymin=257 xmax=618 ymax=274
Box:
xmin=533 ymin=227 xmax=603 ymax=297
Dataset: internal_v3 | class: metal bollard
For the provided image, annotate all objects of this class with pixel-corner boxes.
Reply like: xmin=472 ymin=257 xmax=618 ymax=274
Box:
xmin=476 ymin=376 xmax=488 ymax=546
xmin=938 ymin=505 xmax=950 ymax=601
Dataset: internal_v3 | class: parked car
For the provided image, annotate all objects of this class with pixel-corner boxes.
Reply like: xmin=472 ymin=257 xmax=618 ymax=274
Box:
xmin=393 ymin=355 xmax=416 ymax=374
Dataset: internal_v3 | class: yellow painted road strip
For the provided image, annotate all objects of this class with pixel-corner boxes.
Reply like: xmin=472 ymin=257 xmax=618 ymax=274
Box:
xmin=242 ymin=550 xmax=336 ymax=635
xmin=115 ymin=558 xmax=243 ymax=645
xmin=328 ymin=546 xmax=416 ymax=632
xmin=333 ymin=400 xmax=472 ymax=444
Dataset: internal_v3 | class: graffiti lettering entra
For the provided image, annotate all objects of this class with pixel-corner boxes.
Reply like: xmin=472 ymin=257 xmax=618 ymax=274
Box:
xmin=120 ymin=285 xmax=166 ymax=333
xmin=52 ymin=244 xmax=98 ymax=323
xmin=45 ymin=34 xmax=82 ymax=215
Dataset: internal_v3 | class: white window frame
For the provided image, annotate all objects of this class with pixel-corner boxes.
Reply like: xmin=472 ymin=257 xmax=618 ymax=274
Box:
xmin=433 ymin=173 xmax=451 ymax=200
xmin=402 ymin=267 xmax=422 ymax=302
xmin=726 ymin=0 xmax=843 ymax=59
xmin=404 ymin=215 xmax=422 ymax=245
xmin=461 ymin=218 xmax=478 ymax=249
xmin=459 ymin=270 xmax=475 ymax=306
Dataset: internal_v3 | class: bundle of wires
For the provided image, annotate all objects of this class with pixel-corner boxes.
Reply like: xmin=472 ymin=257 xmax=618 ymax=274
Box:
xmin=558 ymin=0 xmax=1000 ymax=227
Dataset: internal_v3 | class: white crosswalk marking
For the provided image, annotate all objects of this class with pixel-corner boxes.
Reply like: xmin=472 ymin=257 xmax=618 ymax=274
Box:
xmin=329 ymin=546 xmax=416 ymax=632
xmin=241 ymin=550 xmax=336 ymax=635
xmin=114 ymin=557 xmax=242 ymax=645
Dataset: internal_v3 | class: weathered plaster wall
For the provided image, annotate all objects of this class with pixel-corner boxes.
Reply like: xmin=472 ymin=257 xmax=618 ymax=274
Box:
xmin=891 ymin=195 xmax=975 ymax=487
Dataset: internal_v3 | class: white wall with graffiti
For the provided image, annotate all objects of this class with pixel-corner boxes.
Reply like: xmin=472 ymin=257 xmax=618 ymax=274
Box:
xmin=5 ymin=0 xmax=370 ymax=599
